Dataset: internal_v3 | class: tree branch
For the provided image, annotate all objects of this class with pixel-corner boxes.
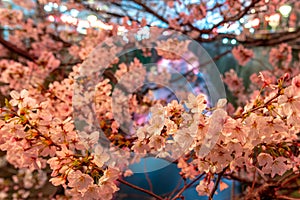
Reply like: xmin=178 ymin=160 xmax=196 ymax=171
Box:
xmin=0 ymin=35 xmax=36 ymax=63
xmin=171 ymin=173 xmax=205 ymax=200
xmin=275 ymin=195 xmax=300 ymax=200
xmin=84 ymin=3 xmax=136 ymax=22
xmin=224 ymin=174 xmax=253 ymax=185
xmin=209 ymin=167 xmax=227 ymax=200
xmin=132 ymin=0 xmax=169 ymax=25
xmin=100 ymin=0 xmax=299 ymax=47
xmin=242 ymin=28 xmax=300 ymax=47
xmin=200 ymin=0 xmax=261 ymax=34
xmin=117 ymin=178 xmax=164 ymax=200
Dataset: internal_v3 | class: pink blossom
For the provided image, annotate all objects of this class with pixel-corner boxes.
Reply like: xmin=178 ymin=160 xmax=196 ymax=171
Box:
xmin=98 ymin=168 xmax=120 ymax=198
xmin=9 ymin=89 xmax=36 ymax=108
xmin=92 ymin=144 xmax=110 ymax=168
xmin=147 ymin=116 xmax=165 ymax=136
xmin=219 ymin=181 xmax=229 ymax=191
xmin=222 ymin=118 xmax=248 ymax=144
xmin=82 ymin=184 xmax=101 ymax=200
xmin=132 ymin=140 xmax=150 ymax=154
xmin=49 ymin=176 xmax=65 ymax=186
xmin=185 ymin=94 xmax=207 ymax=113
xmin=232 ymin=45 xmax=254 ymax=66
xmin=191 ymin=4 xmax=207 ymax=20
xmin=0 ymin=9 xmax=23 ymax=26
xmin=178 ymin=158 xmax=198 ymax=179
xmin=123 ymin=169 xmax=133 ymax=177
xmin=257 ymin=153 xmax=273 ymax=174
xmin=149 ymin=135 xmax=165 ymax=150
xmin=269 ymin=43 xmax=292 ymax=69
xmin=278 ymin=86 xmax=300 ymax=116
xmin=292 ymin=74 xmax=300 ymax=92
xmin=166 ymin=100 xmax=184 ymax=117
xmin=173 ymin=128 xmax=194 ymax=150
xmin=13 ymin=0 xmax=35 ymax=10
xmin=67 ymin=170 xmax=94 ymax=193
xmin=196 ymin=179 xmax=214 ymax=196
xmin=222 ymin=69 xmax=245 ymax=101
xmin=79 ymin=131 xmax=99 ymax=149
xmin=156 ymin=38 xmax=190 ymax=60
xmin=167 ymin=1 xmax=174 ymax=8
xmin=258 ymin=71 xmax=277 ymax=89
xmin=271 ymin=157 xmax=289 ymax=178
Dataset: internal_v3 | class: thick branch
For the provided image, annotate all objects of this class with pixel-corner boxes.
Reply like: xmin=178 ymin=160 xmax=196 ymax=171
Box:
xmin=242 ymin=28 xmax=300 ymax=47
xmin=0 ymin=35 xmax=36 ymax=62
xmin=200 ymin=0 xmax=261 ymax=34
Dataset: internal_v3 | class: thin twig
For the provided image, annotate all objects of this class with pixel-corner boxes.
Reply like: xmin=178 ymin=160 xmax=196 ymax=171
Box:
xmin=166 ymin=178 xmax=183 ymax=199
xmin=231 ymin=180 xmax=235 ymax=200
xmin=234 ymin=91 xmax=281 ymax=119
xmin=251 ymin=168 xmax=257 ymax=192
xmin=280 ymin=172 xmax=300 ymax=187
xmin=275 ymin=196 xmax=300 ymax=200
xmin=132 ymin=0 xmax=169 ymax=24
xmin=144 ymin=159 xmax=153 ymax=192
xmin=209 ymin=168 xmax=227 ymax=200
xmin=171 ymin=173 xmax=205 ymax=200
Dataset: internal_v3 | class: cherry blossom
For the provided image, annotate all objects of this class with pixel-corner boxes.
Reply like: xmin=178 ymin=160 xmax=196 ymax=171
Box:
xmin=278 ymin=86 xmax=300 ymax=116
xmin=185 ymin=94 xmax=207 ymax=113
xmin=67 ymin=170 xmax=94 ymax=193
xmin=271 ymin=157 xmax=290 ymax=178
xmin=232 ymin=45 xmax=254 ymax=66
xmin=156 ymin=38 xmax=190 ymax=60
xmin=196 ymin=179 xmax=214 ymax=196
xmin=269 ymin=43 xmax=292 ymax=69
xmin=0 ymin=1 xmax=300 ymax=199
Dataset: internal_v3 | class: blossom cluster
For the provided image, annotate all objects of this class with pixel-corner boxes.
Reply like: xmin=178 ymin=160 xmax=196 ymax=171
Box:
xmin=0 ymin=87 xmax=120 ymax=199
xmin=0 ymin=1 xmax=299 ymax=199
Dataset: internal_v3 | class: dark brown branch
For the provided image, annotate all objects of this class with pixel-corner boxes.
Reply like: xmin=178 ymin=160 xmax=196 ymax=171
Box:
xmin=209 ymin=168 xmax=227 ymax=200
xmin=275 ymin=195 xmax=300 ymax=200
xmin=242 ymin=28 xmax=300 ymax=47
xmin=224 ymin=174 xmax=253 ymax=185
xmin=117 ymin=178 xmax=164 ymax=200
xmin=89 ymin=1 xmax=299 ymax=48
xmin=197 ymin=28 xmax=300 ymax=47
xmin=49 ymin=33 xmax=72 ymax=47
xmin=171 ymin=173 xmax=205 ymax=200
xmin=280 ymin=173 xmax=300 ymax=187
xmin=132 ymin=0 xmax=169 ymax=24
xmin=201 ymin=0 xmax=261 ymax=34
xmin=84 ymin=4 xmax=136 ymax=22
xmin=0 ymin=35 xmax=36 ymax=63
